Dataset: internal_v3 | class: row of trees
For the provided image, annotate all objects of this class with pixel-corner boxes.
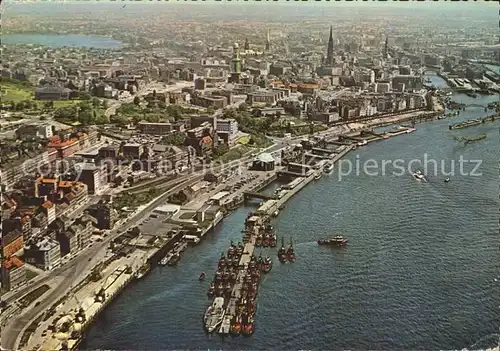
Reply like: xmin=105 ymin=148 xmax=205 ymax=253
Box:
xmin=54 ymin=101 xmax=108 ymax=126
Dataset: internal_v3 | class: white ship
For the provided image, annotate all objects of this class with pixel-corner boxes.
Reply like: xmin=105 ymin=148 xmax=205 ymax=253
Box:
xmin=412 ymin=170 xmax=427 ymax=181
xmin=204 ymin=297 xmax=225 ymax=333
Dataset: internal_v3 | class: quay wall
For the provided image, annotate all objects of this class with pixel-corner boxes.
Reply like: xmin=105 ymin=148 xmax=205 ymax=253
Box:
xmin=69 ymin=269 xmax=135 ymax=350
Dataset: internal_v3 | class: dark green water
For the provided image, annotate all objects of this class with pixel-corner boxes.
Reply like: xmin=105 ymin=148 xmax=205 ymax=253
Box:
xmin=82 ymin=76 xmax=499 ymax=349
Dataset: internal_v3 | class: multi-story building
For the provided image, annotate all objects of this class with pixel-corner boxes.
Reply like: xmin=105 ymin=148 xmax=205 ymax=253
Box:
xmin=72 ymin=215 xmax=96 ymax=249
xmin=31 ymin=211 xmax=49 ymax=232
xmin=391 ymin=75 xmax=423 ymax=92
xmin=47 ymin=137 xmax=81 ymax=159
xmin=4 ymin=215 xmax=32 ymax=241
xmin=74 ymin=163 xmax=107 ymax=195
xmin=87 ymin=202 xmax=116 ymax=230
xmin=216 ymin=119 xmax=239 ymax=142
xmin=98 ymin=145 xmax=119 ymax=160
xmin=15 ymin=124 xmax=53 ymax=140
xmin=34 ymin=86 xmax=71 ymax=100
xmin=40 ymin=201 xmax=56 ymax=226
xmin=1 ymin=256 xmax=26 ymax=291
xmin=122 ymin=143 xmax=143 ymax=159
xmin=57 ymin=229 xmax=80 ymax=257
xmin=137 ymin=121 xmax=173 ymax=135
xmin=24 ymin=237 xmax=62 ymax=270
xmin=2 ymin=229 xmax=24 ymax=258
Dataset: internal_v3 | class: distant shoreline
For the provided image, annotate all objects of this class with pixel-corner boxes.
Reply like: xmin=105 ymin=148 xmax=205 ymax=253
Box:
xmin=2 ymin=33 xmax=126 ymax=50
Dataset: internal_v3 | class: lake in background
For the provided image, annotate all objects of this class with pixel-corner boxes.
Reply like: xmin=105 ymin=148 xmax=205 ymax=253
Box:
xmin=2 ymin=34 xmax=123 ymax=49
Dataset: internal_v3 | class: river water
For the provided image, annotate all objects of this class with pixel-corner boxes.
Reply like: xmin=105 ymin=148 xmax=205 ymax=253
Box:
xmin=82 ymin=75 xmax=499 ymax=350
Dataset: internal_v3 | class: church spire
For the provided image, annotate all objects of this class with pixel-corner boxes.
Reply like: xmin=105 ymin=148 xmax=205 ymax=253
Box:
xmin=265 ymin=29 xmax=271 ymax=51
xmin=326 ymin=26 xmax=334 ymax=66
xmin=384 ymin=36 xmax=389 ymax=59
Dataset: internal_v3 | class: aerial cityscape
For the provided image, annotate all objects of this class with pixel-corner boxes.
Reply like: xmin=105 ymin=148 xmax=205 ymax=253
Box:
xmin=0 ymin=1 xmax=499 ymax=350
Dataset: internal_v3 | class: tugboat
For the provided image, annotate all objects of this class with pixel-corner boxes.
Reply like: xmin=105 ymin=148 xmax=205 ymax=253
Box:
xmin=230 ymin=315 xmax=242 ymax=336
xmin=262 ymin=257 xmax=272 ymax=273
xmin=278 ymin=237 xmax=288 ymax=263
xmin=262 ymin=234 xmax=270 ymax=248
xmin=269 ymin=231 xmax=277 ymax=248
xmin=207 ymin=281 xmax=215 ymax=297
xmin=199 ymin=272 xmax=206 ymax=281
xmin=317 ymin=236 xmax=348 ymax=247
xmin=287 ymin=237 xmax=296 ymax=263
xmin=218 ymin=253 xmax=226 ymax=269
xmin=241 ymin=314 xmax=255 ymax=336
xmin=255 ymin=234 xmax=263 ymax=247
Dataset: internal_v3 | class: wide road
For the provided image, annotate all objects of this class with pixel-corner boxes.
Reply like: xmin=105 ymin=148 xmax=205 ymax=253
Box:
xmin=0 ymin=153 xmax=259 ymax=351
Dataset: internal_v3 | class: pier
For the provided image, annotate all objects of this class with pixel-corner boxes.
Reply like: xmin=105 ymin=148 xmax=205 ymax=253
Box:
xmin=243 ymin=191 xmax=276 ymax=202
xmin=449 ymin=113 xmax=500 ymax=130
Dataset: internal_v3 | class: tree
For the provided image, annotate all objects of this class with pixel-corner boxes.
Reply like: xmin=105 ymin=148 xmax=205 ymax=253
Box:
xmin=133 ymin=96 xmax=141 ymax=105
xmin=78 ymin=109 xmax=93 ymax=125
xmin=213 ymin=143 xmax=230 ymax=158
xmin=166 ymin=105 xmax=183 ymax=121
xmin=102 ymin=100 xmax=109 ymax=109
xmin=238 ymin=102 xmax=249 ymax=112
xmin=80 ymin=92 xmax=91 ymax=100
xmin=160 ymin=132 xmax=187 ymax=146
xmin=91 ymin=97 xmax=101 ymax=107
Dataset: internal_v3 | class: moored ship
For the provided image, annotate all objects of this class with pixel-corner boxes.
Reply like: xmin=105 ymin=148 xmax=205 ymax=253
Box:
xmin=204 ymin=297 xmax=225 ymax=333
xmin=317 ymin=236 xmax=348 ymax=247
xmin=287 ymin=237 xmax=296 ymax=262
xmin=278 ymin=237 xmax=287 ymax=263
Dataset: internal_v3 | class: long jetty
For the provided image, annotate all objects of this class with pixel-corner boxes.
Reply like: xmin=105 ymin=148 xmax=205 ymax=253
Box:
xmin=449 ymin=113 xmax=500 ymax=130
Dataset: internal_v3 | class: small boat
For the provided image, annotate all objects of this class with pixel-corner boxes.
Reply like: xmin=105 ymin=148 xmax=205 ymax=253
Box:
xmin=314 ymin=172 xmax=322 ymax=180
xmin=255 ymin=234 xmax=263 ymax=247
xmin=317 ymin=236 xmax=348 ymax=247
xmin=412 ymin=170 xmax=426 ymax=181
xmin=323 ymin=162 xmax=334 ymax=174
xmin=357 ymin=140 xmax=368 ymax=147
xmin=272 ymin=210 xmax=279 ymax=217
xmin=199 ymin=272 xmax=206 ymax=281
xmin=262 ymin=257 xmax=272 ymax=273
xmin=207 ymin=281 xmax=215 ymax=297
xmin=444 ymin=177 xmax=450 ymax=183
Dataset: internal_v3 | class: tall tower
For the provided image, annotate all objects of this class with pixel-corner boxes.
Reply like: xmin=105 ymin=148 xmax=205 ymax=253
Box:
xmin=384 ymin=36 xmax=389 ymax=59
xmin=265 ymin=29 xmax=271 ymax=51
xmin=244 ymin=38 xmax=250 ymax=51
xmin=229 ymin=42 xmax=242 ymax=83
xmin=326 ymin=26 xmax=334 ymax=66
